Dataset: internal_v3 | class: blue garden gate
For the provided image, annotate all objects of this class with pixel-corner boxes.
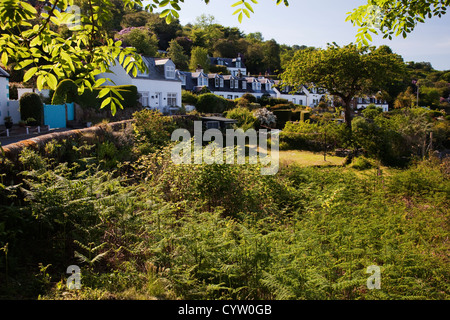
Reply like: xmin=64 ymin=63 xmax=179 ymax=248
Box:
xmin=43 ymin=102 xmax=74 ymax=128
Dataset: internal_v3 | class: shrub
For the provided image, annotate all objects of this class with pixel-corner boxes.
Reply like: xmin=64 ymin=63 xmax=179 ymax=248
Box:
xmin=19 ymin=92 xmax=43 ymax=124
xmin=272 ymin=110 xmax=292 ymax=129
xmin=182 ymin=90 xmax=198 ymax=106
xmin=196 ymin=93 xmax=232 ymax=114
xmin=300 ymin=111 xmax=310 ymax=122
xmin=52 ymin=79 xmax=78 ymax=105
xmin=132 ymin=109 xmax=176 ymax=154
xmin=77 ymin=85 xmax=139 ymax=109
xmin=254 ymin=108 xmax=276 ymax=128
xmin=241 ymin=93 xmax=257 ymax=103
xmin=225 ymin=107 xmax=257 ymax=131
xmin=350 ymin=156 xmax=376 ymax=170
xmin=270 ymin=103 xmax=295 ymax=111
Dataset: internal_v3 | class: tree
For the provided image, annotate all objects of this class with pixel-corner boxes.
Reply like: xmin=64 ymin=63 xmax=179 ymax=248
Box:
xmin=281 ymin=44 xmax=405 ymax=128
xmin=167 ymin=39 xmax=189 ymax=70
xmin=121 ymin=28 xmax=159 ymax=57
xmin=394 ymin=87 xmax=416 ymax=109
xmin=347 ymin=0 xmax=450 ymax=44
xmin=189 ymin=47 xmax=210 ymax=73
xmin=262 ymin=39 xmax=281 ymax=74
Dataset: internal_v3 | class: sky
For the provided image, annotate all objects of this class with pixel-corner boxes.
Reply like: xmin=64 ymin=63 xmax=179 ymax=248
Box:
xmin=151 ymin=0 xmax=450 ymax=71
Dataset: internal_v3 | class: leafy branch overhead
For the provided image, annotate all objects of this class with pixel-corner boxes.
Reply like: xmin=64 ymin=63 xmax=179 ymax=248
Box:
xmin=346 ymin=0 xmax=450 ymax=45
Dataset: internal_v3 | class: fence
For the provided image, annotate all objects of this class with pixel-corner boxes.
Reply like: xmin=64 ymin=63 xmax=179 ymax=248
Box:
xmin=43 ymin=102 xmax=74 ymax=129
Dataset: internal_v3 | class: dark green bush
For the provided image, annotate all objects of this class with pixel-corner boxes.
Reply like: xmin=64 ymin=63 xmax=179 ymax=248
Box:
xmin=196 ymin=93 xmax=233 ymax=114
xmin=300 ymin=111 xmax=310 ymax=122
xmin=182 ymin=90 xmax=198 ymax=106
xmin=272 ymin=109 xmax=292 ymax=129
xmin=241 ymin=93 xmax=257 ymax=103
xmin=77 ymin=85 xmax=138 ymax=109
xmin=269 ymin=103 xmax=295 ymax=110
xmin=19 ymin=92 xmax=43 ymax=124
xmin=51 ymin=79 xmax=78 ymax=105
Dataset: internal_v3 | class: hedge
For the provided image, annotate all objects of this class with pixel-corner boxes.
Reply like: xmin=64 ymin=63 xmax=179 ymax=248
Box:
xmin=196 ymin=93 xmax=234 ymax=114
xmin=76 ymin=85 xmax=139 ymax=109
xmin=300 ymin=111 xmax=310 ymax=122
xmin=272 ymin=109 xmax=292 ymax=129
xmin=19 ymin=92 xmax=44 ymax=125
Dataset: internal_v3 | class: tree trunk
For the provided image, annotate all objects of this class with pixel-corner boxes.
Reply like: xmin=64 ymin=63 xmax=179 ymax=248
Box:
xmin=343 ymin=97 xmax=353 ymax=129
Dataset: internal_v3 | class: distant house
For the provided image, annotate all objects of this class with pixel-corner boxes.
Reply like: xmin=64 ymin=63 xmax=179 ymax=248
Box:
xmin=209 ymin=55 xmax=247 ymax=77
xmin=273 ymin=82 xmax=326 ymax=107
xmin=180 ymin=68 xmax=277 ymax=100
xmin=97 ymin=56 xmax=182 ymax=112
xmin=353 ymin=96 xmax=389 ymax=112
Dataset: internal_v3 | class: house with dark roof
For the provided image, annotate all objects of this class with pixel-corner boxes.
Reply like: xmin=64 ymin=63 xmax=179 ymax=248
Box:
xmin=273 ymin=81 xmax=327 ymax=107
xmin=209 ymin=55 xmax=247 ymax=77
xmin=97 ymin=56 xmax=182 ymax=112
xmin=180 ymin=68 xmax=277 ymax=100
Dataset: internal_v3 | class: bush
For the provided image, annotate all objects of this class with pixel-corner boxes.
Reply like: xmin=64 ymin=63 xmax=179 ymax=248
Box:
xmin=300 ymin=111 xmax=310 ymax=122
xmin=272 ymin=110 xmax=292 ymax=129
xmin=182 ymin=90 xmax=198 ymax=106
xmin=196 ymin=93 xmax=232 ymax=114
xmin=350 ymin=156 xmax=376 ymax=170
xmin=77 ymin=85 xmax=139 ymax=109
xmin=241 ymin=93 xmax=257 ymax=103
xmin=19 ymin=92 xmax=43 ymax=124
xmin=225 ymin=107 xmax=257 ymax=131
xmin=52 ymin=79 xmax=78 ymax=105
xmin=269 ymin=103 xmax=295 ymax=111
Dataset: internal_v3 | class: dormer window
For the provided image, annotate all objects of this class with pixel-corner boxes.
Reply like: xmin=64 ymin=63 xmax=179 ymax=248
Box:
xmin=266 ymin=82 xmax=271 ymax=91
xmin=180 ymin=74 xmax=186 ymax=85
xmin=165 ymin=65 xmax=175 ymax=79
xmin=236 ymin=61 xmax=241 ymax=68
xmin=198 ymin=76 xmax=208 ymax=87
xmin=220 ymin=78 xmax=224 ymax=87
xmin=215 ymin=77 xmax=220 ymax=87
xmin=218 ymin=59 xmax=224 ymax=66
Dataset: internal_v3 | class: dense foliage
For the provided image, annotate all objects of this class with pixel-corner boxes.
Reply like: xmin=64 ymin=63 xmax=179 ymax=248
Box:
xmin=19 ymin=92 xmax=44 ymax=125
xmin=0 ymin=110 xmax=448 ymax=300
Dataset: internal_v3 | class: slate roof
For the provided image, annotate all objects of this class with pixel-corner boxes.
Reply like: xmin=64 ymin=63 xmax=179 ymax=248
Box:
xmin=0 ymin=67 xmax=10 ymax=78
xmin=131 ymin=56 xmax=180 ymax=82
xmin=209 ymin=56 xmax=246 ymax=69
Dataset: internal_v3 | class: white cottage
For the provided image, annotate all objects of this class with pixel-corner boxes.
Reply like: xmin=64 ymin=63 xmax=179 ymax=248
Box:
xmin=97 ymin=56 xmax=182 ymax=112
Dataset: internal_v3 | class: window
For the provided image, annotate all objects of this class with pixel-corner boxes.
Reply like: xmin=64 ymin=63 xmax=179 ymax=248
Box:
xmin=236 ymin=61 xmax=241 ymax=68
xmin=233 ymin=80 xmax=239 ymax=89
xmin=266 ymin=83 xmax=271 ymax=91
xmin=230 ymin=79 xmax=234 ymax=89
xmin=299 ymin=99 xmax=303 ymax=105
xmin=218 ymin=59 xmax=224 ymax=66
xmin=234 ymin=95 xmax=239 ymax=99
xmin=165 ymin=65 xmax=175 ymax=79
xmin=227 ymin=95 xmax=233 ymax=99
xmin=140 ymin=92 xmax=149 ymax=107
xmin=198 ymin=76 xmax=208 ymax=87
xmin=293 ymin=98 xmax=296 ymax=104
xmin=180 ymin=74 xmax=186 ymax=85
xmin=206 ymin=121 xmax=220 ymax=129
xmin=220 ymin=78 xmax=224 ymax=87
xmin=215 ymin=77 xmax=220 ymax=87
xmin=167 ymin=93 xmax=177 ymax=106
xmin=242 ymin=81 xmax=247 ymax=90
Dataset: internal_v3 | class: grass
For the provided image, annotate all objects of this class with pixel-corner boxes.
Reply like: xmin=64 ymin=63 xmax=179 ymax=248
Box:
xmin=278 ymin=150 xmax=346 ymax=167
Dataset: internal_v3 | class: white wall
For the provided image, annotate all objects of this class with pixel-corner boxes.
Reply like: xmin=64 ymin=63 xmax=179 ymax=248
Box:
xmin=0 ymin=77 xmax=9 ymax=124
xmin=132 ymin=78 xmax=182 ymax=111
xmin=17 ymin=88 xmax=50 ymax=100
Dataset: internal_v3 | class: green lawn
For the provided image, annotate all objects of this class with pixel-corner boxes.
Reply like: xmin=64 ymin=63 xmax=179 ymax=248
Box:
xmin=278 ymin=149 xmax=346 ymax=167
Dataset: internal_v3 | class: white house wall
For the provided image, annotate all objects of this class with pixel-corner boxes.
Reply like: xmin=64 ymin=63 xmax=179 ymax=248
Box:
xmin=132 ymin=78 xmax=181 ymax=110
xmin=0 ymin=77 xmax=9 ymax=124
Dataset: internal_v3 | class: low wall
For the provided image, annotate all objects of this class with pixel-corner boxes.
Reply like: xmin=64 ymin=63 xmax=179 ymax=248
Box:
xmin=1 ymin=119 xmax=135 ymax=161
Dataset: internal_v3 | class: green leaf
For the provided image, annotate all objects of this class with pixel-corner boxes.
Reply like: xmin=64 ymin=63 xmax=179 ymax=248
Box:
xmin=238 ymin=12 xmax=243 ymax=23
xmin=46 ymin=73 xmax=58 ymax=90
xmin=23 ymin=67 xmax=38 ymax=83
xmin=100 ymin=97 xmax=112 ymax=109
xmin=98 ymin=88 xmax=110 ymax=99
